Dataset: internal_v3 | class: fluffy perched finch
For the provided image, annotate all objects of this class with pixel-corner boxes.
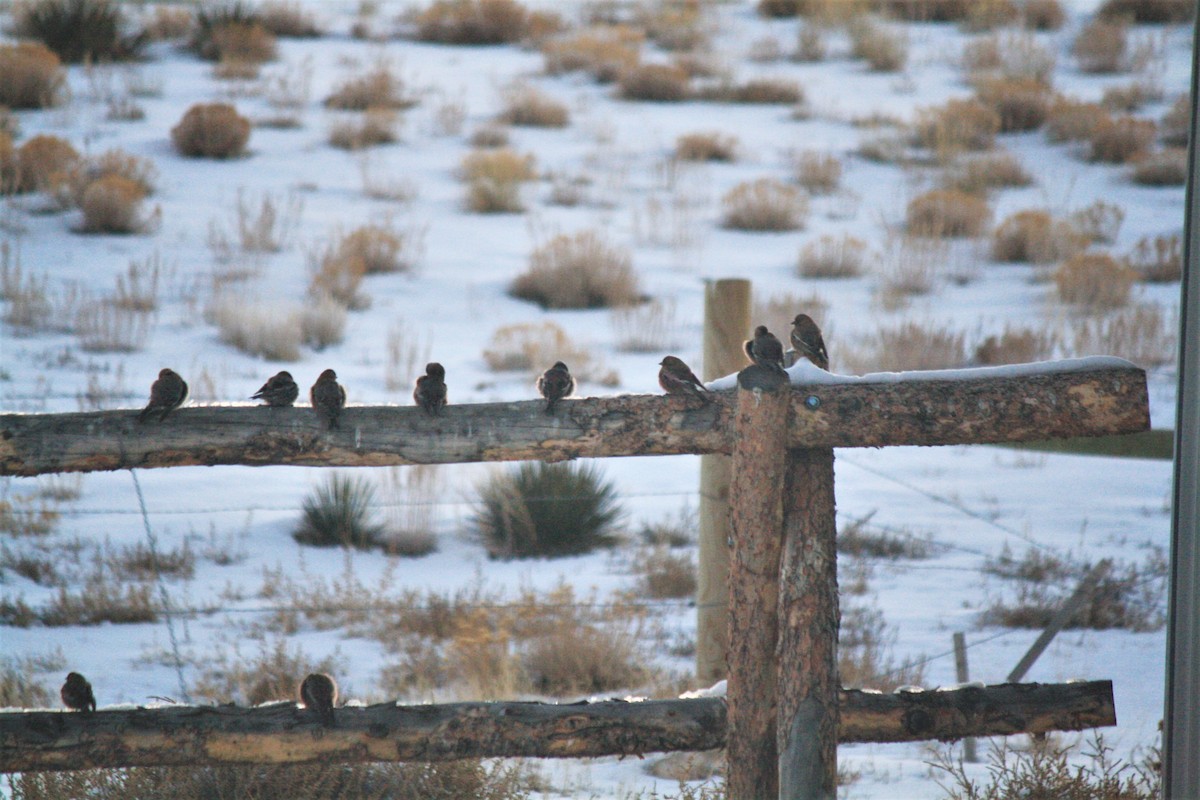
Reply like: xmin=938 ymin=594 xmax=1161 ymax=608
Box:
xmin=299 ymin=672 xmax=337 ymax=726
xmin=251 ymin=371 xmax=299 ymax=407
xmin=310 ymin=369 xmax=346 ymax=430
xmin=138 ymin=368 xmax=188 ymax=422
xmin=790 ymin=314 xmax=829 ymax=370
xmin=744 ymin=325 xmax=785 ymax=371
xmin=537 ymin=361 xmax=575 ymax=413
xmin=658 ymin=356 xmax=710 ymax=402
xmin=413 ymin=362 xmax=448 ymax=416
xmin=61 ymin=672 xmax=96 ymax=712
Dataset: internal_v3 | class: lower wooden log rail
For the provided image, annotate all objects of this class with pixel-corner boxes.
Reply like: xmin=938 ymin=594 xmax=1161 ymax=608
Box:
xmin=0 ymin=680 xmax=1115 ymax=772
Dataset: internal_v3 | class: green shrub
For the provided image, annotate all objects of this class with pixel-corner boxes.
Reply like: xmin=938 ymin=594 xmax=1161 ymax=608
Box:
xmin=294 ymin=474 xmax=383 ymax=549
xmin=12 ymin=0 xmax=145 ymax=63
xmin=475 ymin=461 xmax=622 ymax=558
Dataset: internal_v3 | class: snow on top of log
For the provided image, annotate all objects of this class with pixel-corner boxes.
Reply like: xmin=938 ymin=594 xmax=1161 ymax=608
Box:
xmin=704 ymin=356 xmax=1138 ymax=391
xmin=678 ymin=679 xmax=727 ymax=699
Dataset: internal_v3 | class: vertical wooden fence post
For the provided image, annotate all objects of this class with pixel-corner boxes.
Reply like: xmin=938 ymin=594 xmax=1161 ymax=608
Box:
xmin=777 ymin=446 xmax=838 ymax=800
xmin=953 ymin=632 xmax=978 ymax=763
xmin=726 ymin=364 xmax=789 ymax=800
xmin=697 ymin=278 xmax=752 ymax=684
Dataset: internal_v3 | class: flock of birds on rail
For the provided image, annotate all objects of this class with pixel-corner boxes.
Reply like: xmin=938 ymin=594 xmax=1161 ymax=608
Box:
xmin=132 ymin=314 xmax=830 ymax=429
xmin=56 ymin=316 xmax=827 ymax=718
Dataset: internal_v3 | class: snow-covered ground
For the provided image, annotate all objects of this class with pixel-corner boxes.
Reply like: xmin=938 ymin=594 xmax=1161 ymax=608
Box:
xmin=0 ymin=0 xmax=1187 ymax=796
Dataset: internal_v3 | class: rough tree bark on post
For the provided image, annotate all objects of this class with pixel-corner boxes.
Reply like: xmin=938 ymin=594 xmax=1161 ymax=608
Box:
xmin=778 ymin=446 xmax=838 ymax=800
xmin=726 ymin=363 xmax=791 ymax=800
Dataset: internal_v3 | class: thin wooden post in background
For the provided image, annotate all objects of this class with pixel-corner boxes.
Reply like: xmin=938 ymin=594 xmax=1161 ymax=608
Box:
xmin=726 ymin=364 xmax=790 ymax=800
xmin=1007 ymin=560 xmax=1112 ymax=683
xmin=697 ymin=278 xmax=752 ymax=683
xmin=777 ymin=446 xmax=838 ymax=800
xmin=953 ymin=632 xmax=978 ymax=763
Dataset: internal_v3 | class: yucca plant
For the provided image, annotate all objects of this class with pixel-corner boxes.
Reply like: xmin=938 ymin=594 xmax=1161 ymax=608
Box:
xmin=13 ymin=0 xmax=146 ymax=63
xmin=475 ymin=462 xmax=622 ymax=558
xmin=294 ymin=474 xmax=382 ymax=549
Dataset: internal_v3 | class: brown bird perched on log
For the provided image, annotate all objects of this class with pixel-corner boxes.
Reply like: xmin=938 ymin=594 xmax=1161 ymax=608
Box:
xmin=61 ymin=672 xmax=96 ymax=712
xmin=790 ymin=314 xmax=829 ymax=371
xmin=299 ymin=672 xmax=337 ymax=726
xmin=658 ymin=355 xmax=710 ymax=403
xmin=413 ymin=362 xmax=448 ymax=416
xmin=310 ymin=369 xmax=346 ymax=430
xmin=744 ymin=325 xmax=785 ymax=372
xmin=537 ymin=361 xmax=574 ymax=413
xmin=138 ymin=368 xmax=188 ymax=422
xmin=251 ymin=371 xmax=299 ymax=407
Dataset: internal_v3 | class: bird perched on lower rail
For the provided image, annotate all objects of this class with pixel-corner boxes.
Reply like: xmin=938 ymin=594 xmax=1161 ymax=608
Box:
xmin=299 ymin=672 xmax=338 ymax=726
xmin=414 ymin=362 xmax=448 ymax=416
xmin=251 ymin=371 xmax=299 ymax=407
xmin=310 ymin=369 xmax=346 ymax=430
xmin=61 ymin=672 xmax=96 ymax=712
xmin=658 ymin=355 xmax=710 ymax=403
xmin=138 ymin=368 xmax=188 ymax=422
xmin=790 ymin=313 xmax=829 ymax=371
xmin=744 ymin=325 xmax=785 ymax=372
xmin=537 ymin=361 xmax=574 ymax=413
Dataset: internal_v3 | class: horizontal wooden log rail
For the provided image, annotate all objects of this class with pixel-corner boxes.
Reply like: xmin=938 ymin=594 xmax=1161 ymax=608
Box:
xmin=0 ymin=680 xmax=1115 ymax=772
xmin=0 ymin=359 xmax=1148 ymax=476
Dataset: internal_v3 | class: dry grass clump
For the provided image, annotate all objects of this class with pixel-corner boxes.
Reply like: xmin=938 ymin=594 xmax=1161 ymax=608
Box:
xmin=498 ymin=84 xmax=569 ymax=128
xmin=460 ymin=147 xmax=536 ymax=213
xmin=1102 ymin=81 xmax=1161 ymax=113
xmin=1071 ymin=200 xmax=1125 ymax=246
xmin=1160 ymin=93 xmax=1189 ymax=146
xmin=797 ymin=233 xmax=868 ymax=278
xmin=991 ymin=209 xmax=1086 ymax=263
xmin=323 ymin=63 xmax=417 ymax=111
xmin=753 ymin=291 xmax=829 ymax=346
xmin=1130 ymin=147 xmax=1186 ymax=186
xmin=1045 ymin=96 xmax=1110 ymax=143
xmin=328 ymin=108 xmax=399 ymax=150
xmin=875 ymin=0 xmax=969 ymax=22
xmin=0 ymin=42 xmax=65 ymax=109
xmin=1099 ymin=0 xmax=1192 ymax=21
xmin=974 ymin=324 xmax=1058 ymax=365
xmin=74 ymin=148 xmax=157 ymax=201
xmin=961 ymin=0 xmax=1019 ymax=31
xmin=1021 ymin=0 xmax=1066 ymax=28
xmin=850 ymin=320 xmax=968 ymax=372
xmin=635 ymin=1 xmax=710 ymax=52
xmin=209 ymin=294 xmax=303 ymax=361
xmin=974 ymin=77 xmax=1050 ymax=133
xmin=637 ymin=547 xmax=696 ymax=599
xmin=1088 ymin=115 xmax=1157 ymax=164
xmin=618 ymin=63 xmax=691 ymax=102
xmin=295 ymin=474 xmax=383 ymax=549
xmin=793 ymin=150 xmax=842 ymax=193
xmin=75 ymin=300 xmax=153 ymax=351
xmin=941 ymin=152 xmax=1032 ymax=194
xmin=13 ymin=134 xmax=79 ymax=195
xmin=1125 ymin=233 xmax=1181 ymax=282
xmin=721 ymin=177 xmax=808 ymax=232
xmin=875 ymin=236 xmax=942 ymax=305
xmin=259 ymin=1 xmax=322 ymax=37
xmin=848 ymin=16 xmax=908 ymax=72
xmin=483 ymin=320 xmax=616 ymax=385
xmin=511 ymin=230 xmax=640 ymax=309
xmin=78 ymin=175 xmax=149 ymax=234
xmin=1054 ymin=252 xmax=1137 ymax=310
xmin=0 ymin=656 xmax=54 ymax=707
xmin=469 ymin=124 xmax=510 ymax=148
xmin=961 ymin=31 xmax=1056 ymax=85
xmin=1073 ymin=17 xmax=1130 ymax=74
xmin=675 ymin=131 xmax=738 ymax=162
xmin=329 ymin=223 xmax=414 ymax=275
xmin=697 ymin=77 xmax=805 ymax=105
xmin=171 ymin=103 xmax=251 ymax=158
xmin=905 ymin=189 xmax=991 ymax=238
xmin=11 ymin=0 xmax=145 ymax=63
xmin=1069 ymin=303 xmax=1175 ymax=366
xmin=838 ymin=600 xmax=926 ymax=692
xmin=913 ymin=99 xmax=999 ymax=159
xmin=209 ymin=21 xmax=277 ymax=68
xmin=308 ymin=242 xmax=368 ymax=310
xmin=414 ymin=0 xmax=530 ymax=45
xmin=610 ymin=297 xmax=678 ymax=353
xmin=541 ymin=25 xmax=642 ymax=83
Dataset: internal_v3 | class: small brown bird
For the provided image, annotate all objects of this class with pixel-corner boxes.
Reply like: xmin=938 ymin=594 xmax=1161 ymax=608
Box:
xmin=744 ymin=325 xmax=785 ymax=372
xmin=790 ymin=314 xmax=829 ymax=371
xmin=658 ymin=356 xmax=710 ymax=403
xmin=299 ymin=672 xmax=337 ymax=726
xmin=61 ymin=672 xmax=96 ymax=712
xmin=537 ymin=361 xmax=575 ymax=413
xmin=251 ymin=371 xmax=299 ymax=407
xmin=138 ymin=368 xmax=188 ymax=422
xmin=310 ymin=369 xmax=346 ymax=430
xmin=413 ymin=362 xmax=448 ymax=416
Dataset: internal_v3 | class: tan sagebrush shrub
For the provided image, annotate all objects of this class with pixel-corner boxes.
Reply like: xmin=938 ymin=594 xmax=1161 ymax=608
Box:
xmin=991 ymin=210 xmax=1086 ymax=263
xmin=721 ymin=177 xmax=808 ymax=231
xmin=511 ymin=230 xmax=640 ymax=309
xmin=1054 ymin=252 xmax=1136 ymax=309
xmin=1071 ymin=200 xmax=1126 ymax=245
xmin=1045 ymin=96 xmax=1110 ymax=143
xmin=793 ymin=150 xmax=842 ymax=193
xmin=906 ymin=189 xmax=991 ymax=238
xmin=1160 ymin=94 xmax=1189 ymax=146
xmin=941 ymin=151 xmax=1032 ymax=194
xmin=332 ymin=223 xmax=413 ymax=274
xmin=848 ymin=16 xmax=907 ymax=72
xmin=209 ymin=295 xmax=302 ymax=361
xmin=78 ymin=175 xmax=148 ymax=234
xmin=850 ymin=320 xmax=968 ymax=372
xmin=1099 ymin=0 xmax=1192 ymax=22
xmin=974 ymin=77 xmax=1051 ymax=133
xmin=962 ymin=30 xmax=1056 ymax=85
xmin=208 ymin=21 xmax=277 ymax=64
xmin=324 ymin=63 xmax=417 ymax=111
xmin=328 ymin=108 xmax=399 ymax=149
xmin=14 ymin=134 xmax=79 ymax=195
xmin=414 ymin=0 xmax=530 ymax=44
xmin=73 ymin=149 xmax=157 ymax=201
xmin=1130 ymin=148 xmax=1186 ymax=186
xmin=1126 ymin=233 xmax=1182 ymax=282
xmin=171 ymin=103 xmax=250 ymax=158
xmin=1088 ymin=115 xmax=1157 ymax=164
xmin=460 ymin=147 xmax=536 ymax=213
xmin=697 ymin=77 xmax=805 ymax=105
xmin=1022 ymin=0 xmax=1066 ymax=29
xmin=498 ymin=84 xmax=569 ymax=127
xmin=541 ymin=25 xmax=642 ymax=83
xmin=259 ymin=1 xmax=322 ymax=37
xmin=913 ymin=99 xmax=999 ymax=158
xmin=797 ymin=233 xmax=868 ymax=278
xmin=974 ymin=324 xmax=1058 ymax=365
xmin=1072 ymin=17 xmax=1128 ymax=74
xmin=0 ymin=42 xmax=65 ymax=109
xmin=675 ymin=131 xmax=738 ymax=162
xmin=618 ymin=63 xmax=690 ymax=102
